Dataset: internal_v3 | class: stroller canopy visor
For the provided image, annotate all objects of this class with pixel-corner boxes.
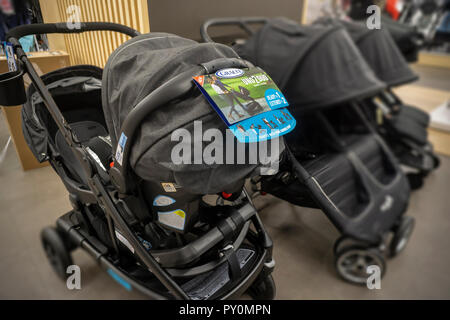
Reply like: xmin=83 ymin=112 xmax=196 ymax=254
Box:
xmin=103 ymin=33 xmax=281 ymax=194
xmin=235 ymin=18 xmax=385 ymax=112
xmin=316 ymin=18 xmax=418 ymax=87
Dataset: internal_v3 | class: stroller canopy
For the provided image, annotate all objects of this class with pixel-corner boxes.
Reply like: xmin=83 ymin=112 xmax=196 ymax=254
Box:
xmin=235 ymin=18 xmax=385 ymax=112
xmin=22 ymin=65 xmax=104 ymax=163
xmin=103 ymin=33 xmax=281 ymax=194
xmin=316 ymin=18 xmax=419 ymax=87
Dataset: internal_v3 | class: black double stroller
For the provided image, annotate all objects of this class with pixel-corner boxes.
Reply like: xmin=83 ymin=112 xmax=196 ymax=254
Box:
xmin=202 ymin=17 xmax=415 ymax=285
xmin=320 ymin=18 xmax=440 ymax=189
xmin=1 ymin=22 xmax=281 ymax=299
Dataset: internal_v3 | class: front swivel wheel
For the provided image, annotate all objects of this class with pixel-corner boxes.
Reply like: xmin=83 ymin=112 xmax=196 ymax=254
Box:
xmin=335 ymin=245 xmax=386 ymax=285
xmin=248 ymin=274 xmax=276 ymax=300
xmin=41 ymin=226 xmax=73 ymax=280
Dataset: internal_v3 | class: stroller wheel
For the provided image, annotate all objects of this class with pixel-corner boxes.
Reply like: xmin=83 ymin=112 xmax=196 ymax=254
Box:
xmin=389 ymin=216 xmax=415 ymax=257
xmin=433 ymin=155 xmax=440 ymax=169
xmin=248 ymin=274 xmax=276 ymax=300
xmin=333 ymin=236 xmax=366 ymax=255
xmin=335 ymin=246 xmax=386 ymax=285
xmin=41 ymin=226 xmax=73 ymax=280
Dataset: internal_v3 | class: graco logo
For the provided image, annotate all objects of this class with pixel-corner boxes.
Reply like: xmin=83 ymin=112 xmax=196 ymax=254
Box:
xmin=215 ymin=68 xmax=245 ymax=79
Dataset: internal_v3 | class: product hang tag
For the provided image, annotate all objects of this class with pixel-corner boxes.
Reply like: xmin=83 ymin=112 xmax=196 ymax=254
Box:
xmin=193 ymin=67 xmax=296 ymax=143
xmin=3 ymin=42 xmax=17 ymax=72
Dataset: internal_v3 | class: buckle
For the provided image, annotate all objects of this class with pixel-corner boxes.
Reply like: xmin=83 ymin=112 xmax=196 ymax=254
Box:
xmin=219 ymin=244 xmax=234 ymax=257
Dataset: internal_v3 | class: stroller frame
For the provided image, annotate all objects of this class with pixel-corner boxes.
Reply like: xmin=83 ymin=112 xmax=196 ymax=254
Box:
xmin=2 ymin=22 xmax=275 ymax=300
xmin=360 ymin=88 xmax=440 ymax=188
xmin=201 ymin=17 xmax=415 ymax=285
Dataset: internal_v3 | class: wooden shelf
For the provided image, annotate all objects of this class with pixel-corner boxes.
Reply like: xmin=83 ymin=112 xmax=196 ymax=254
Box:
xmin=418 ymin=51 xmax=450 ymax=69
xmin=394 ymin=85 xmax=450 ymax=157
xmin=0 ymin=50 xmax=69 ymax=61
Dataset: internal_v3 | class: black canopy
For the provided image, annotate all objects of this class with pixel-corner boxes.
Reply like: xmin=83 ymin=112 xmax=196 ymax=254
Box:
xmin=235 ymin=18 xmax=385 ymax=112
xmin=379 ymin=15 xmax=422 ymax=63
xmin=102 ymin=33 xmax=282 ymax=194
xmin=22 ymin=65 xmax=104 ymax=163
xmin=316 ymin=18 xmax=419 ymax=87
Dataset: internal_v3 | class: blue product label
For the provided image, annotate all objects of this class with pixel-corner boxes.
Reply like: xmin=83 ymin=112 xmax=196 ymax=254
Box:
xmin=215 ymin=68 xmax=245 ymax=79
xmin=265 ymin=88 xmax=289 ymax=108
xmin=193 ymin=67 xmax=296 ymax=143
xmin=115 ymin=132 xmax=127 ymax=166
xmin=229 ymin=108 xmax=296 ymax=143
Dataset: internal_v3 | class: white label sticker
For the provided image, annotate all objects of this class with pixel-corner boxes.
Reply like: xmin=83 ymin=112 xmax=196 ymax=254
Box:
xmin=158 ymin=210 xmax=186 ymax=231
xmin=4 ymin=43 xmax=17 ymax=72
xmin=153 ymin=195 xmax=176 ymax=207
xmin=161 ymin=182 xmax=177 ymax=193
xmin=115 ymin=230 xmax=134 ymax=253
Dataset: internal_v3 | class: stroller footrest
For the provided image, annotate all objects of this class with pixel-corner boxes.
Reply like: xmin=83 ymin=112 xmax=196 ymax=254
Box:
xmin=181 ymin=248 xmax=254 ymax=300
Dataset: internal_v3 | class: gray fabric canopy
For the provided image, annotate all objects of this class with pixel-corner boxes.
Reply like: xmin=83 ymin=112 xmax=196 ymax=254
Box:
xmin=315 ymin=18 xmax=418 ymax=87
xmin=22 ymin=65 xmax=104 ymax=163
xmin=234 ymin=18 xmax=385 ymax=112
xmin=102 ymin=33 xmax=283 ymax=194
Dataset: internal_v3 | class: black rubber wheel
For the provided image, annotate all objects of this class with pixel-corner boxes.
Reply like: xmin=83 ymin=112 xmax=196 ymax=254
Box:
xmin=248 ymin=274 xmax=276 ymax=300
xmin=433 ymin=155 xmax=440 ymax=169
xmin=41 ymin=226 xmax=73 ymax=280
xmin=335 ymin=245 xmax=386 ymax=285
xmin=389 ymin=216 xmax=415 ymax=257
xmin=333 ymin=236 xmax=367 ymax=255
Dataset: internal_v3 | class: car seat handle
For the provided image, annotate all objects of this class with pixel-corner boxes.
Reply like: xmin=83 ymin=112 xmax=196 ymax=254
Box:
xmin=201 ymin=57 xmax=252 ymax=73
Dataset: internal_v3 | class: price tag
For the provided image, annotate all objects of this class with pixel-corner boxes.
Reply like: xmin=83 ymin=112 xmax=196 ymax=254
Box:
xmin=194 ymin=67 xmax=296 ymax=143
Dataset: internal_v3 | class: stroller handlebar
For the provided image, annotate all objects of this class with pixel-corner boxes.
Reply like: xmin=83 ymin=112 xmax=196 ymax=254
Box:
xmin=201 ymin=17 xmax=269 ymax=42
xmin=6 ymin=22 xmax=140 ymax=42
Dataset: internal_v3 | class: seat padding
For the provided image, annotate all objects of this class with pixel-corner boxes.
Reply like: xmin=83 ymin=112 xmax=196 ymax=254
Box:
xmin=389 ymin=114 xmax=428 ymax=146
xmin=304 ymin=134 xmax=391 ymax=217
xmin=55 ymin=121 xmax=111 ymax=185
